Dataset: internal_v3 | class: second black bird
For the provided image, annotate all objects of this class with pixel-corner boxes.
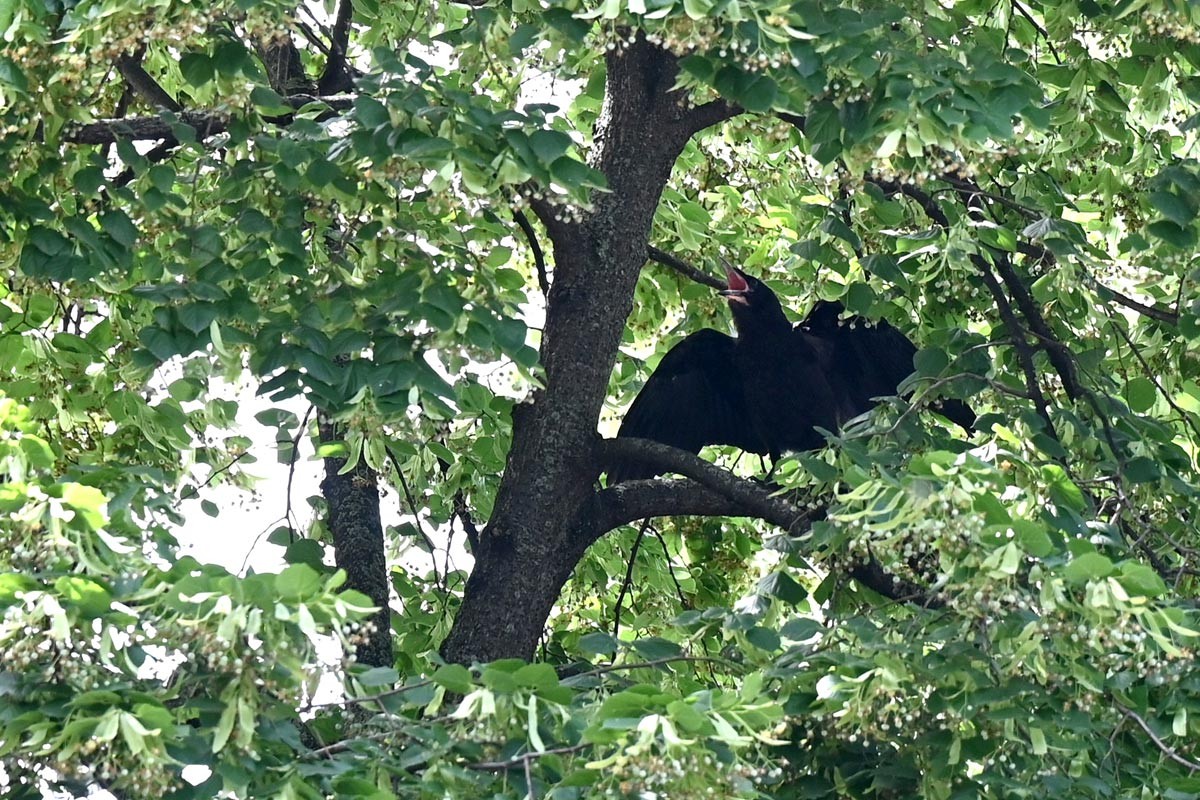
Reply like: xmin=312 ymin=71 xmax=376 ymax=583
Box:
xmin=608 ymin=267 xmax=974 ymax=482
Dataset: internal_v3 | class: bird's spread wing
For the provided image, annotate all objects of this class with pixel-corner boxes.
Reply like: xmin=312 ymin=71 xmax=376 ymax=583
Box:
xmin=609 ymin=329 xmax=764 ymax=482
xmin=802 ymin=301 xmax=974 ymax=431
xmin=801 ymin=301 xmax=915 ymax=411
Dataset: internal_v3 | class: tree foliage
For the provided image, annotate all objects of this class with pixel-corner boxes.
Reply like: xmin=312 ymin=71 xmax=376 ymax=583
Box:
xmin=2 ymin=0 xmax=1200 ymax=798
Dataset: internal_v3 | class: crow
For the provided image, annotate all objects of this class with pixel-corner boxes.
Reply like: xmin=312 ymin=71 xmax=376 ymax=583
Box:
xmin=607 ymin=267 xmax=975 ymax=482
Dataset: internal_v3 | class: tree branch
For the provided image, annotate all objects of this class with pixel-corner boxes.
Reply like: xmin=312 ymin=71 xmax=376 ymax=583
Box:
xmin=1092 ymin=280 xmax=1179 ymax=325
xmin=318 ymin=0 xmax=356 ymax=93
xmin=588 ymin=461 xmax=939 ymax=606
xmin=613 ymin=519 xmax=652 ymax=638
xmin=64 ymin=95 xmax=355 ymax=144
xmin=513 ymin=207 xmax=550 ymax=295
xmin=679 ymin=98 xmax=742 ymax=134
xmin=516 ymin=181 xmax=577 ymax=248
xmin=591 ymin=438 xmax=815 ymax=537
xmin=115 ymin=53 xmax=182 ymax=112
xmin=973 ymin=257 xmax=1060 ymax=438
xmin=848 ymin=559 xmax=944 ymax=608
xmin=588 ymin=476 xmax=786 ymax=539
xmin=646 ymin=246 xmax=725 ymax=290
xmin=453 ymin=488 xmax=481 ymax=552
xmin=1119 ymin=706 xmax=1200 ymax=772
xmin=869 ymin=176 xmax=1062 ymax=436
xmin=949 ymin=177 xmax=1083 ymax=401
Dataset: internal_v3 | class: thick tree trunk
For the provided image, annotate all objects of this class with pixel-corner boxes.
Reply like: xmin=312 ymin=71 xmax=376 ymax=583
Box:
xmin=440 ymin=40 xmax=708 ymax=664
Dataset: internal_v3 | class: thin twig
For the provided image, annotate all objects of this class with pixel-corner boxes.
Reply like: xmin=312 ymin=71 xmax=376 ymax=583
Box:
xmin=613 ymin=519 xmax=652 ymax=640
xmin=566 ymin=654 xmax=737 ymax=682
xmin=469 ymin=743 xmax=592 ymax=772
xmin=1091 ymin=277 xmax=1179 ymax=325
xmin=283 ymin=405 xmax=316 ymax=541
xmin=976 ymin=257 xmax=1060 ymax=438
xmin=650 ymin=527 xmax=689 ymax=608
xmin=386 ymin=449 xmax=444 ymax=591
xmin=1109 ymin=318 xmax=1200 ymax=443
xmin=176 ymin=452 xmax=250 ymax=505
xmin=1010 ymin=0 xmax=1062 ymax=63
xmin=1120 ymin=707 xmax=1200 ymax=772
xmin=453 ymin=489 xmax=481 ymax=551
xmin=513 ymin=208 xmax=549 ymax=295
xmin=301 ymin=678 xmax=434 ymax=712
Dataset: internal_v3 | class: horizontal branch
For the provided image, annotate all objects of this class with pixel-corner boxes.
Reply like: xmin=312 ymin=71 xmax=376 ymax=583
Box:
xmin=591 ymin=437 xmax=814 ymax=538
xmin=1093 ymin=280 xmax=1179 ymax=325
xmin=679 ymin=98 xmax=742 ymax=135
xmin=589 ymin=439 xmax=948 ymax=606
xmin=64 ymin=94 xmax=355 ymax=144
xmin=848 ymin=559 xmax=943 ymax=608
xmin=589 ymin=476 xmax=816 ymax=540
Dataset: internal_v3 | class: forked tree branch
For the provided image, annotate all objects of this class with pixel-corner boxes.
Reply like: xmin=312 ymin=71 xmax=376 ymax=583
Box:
xmin=593 ymin=437 xmax=814 ymax=536
xmin=318 ymin=0 xmax=357 ymax=93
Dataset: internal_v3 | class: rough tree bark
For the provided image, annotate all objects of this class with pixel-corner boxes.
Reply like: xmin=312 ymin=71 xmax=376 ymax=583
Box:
xmin=439 ymin=40 xmax=740 ymax=664
xmin=319 ymin=416 xmax=393 ymax=668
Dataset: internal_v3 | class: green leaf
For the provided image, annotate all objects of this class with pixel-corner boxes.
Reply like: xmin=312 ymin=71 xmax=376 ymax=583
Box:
xmin=1124 ymin=376 xmax=1156 ymax=412
xmin=757 ymin=571 xmax=807 ymax=603
xmin=1063 ymin=552 xmax=1114 ymax=584
xmin=179 ymin=53 xmax=215 ymax=87
xmin=529 ymin=130 xmax=572 ymax=164
xmin=579 ymin=632 xmax=618 ymax=655
xmin=781 ymin=617 xmax=823 ymax=641
xmin=100 ymin=210 xmax=138 ymax=247
xmin=914 ymin=348 xmax=949 ymax=377
xmin=630 ymin=637 xmax=681 ymax=660
xmin=431 ymin=664 xmax=473 ymax=694
xmin=845 ymin=283 xmax=876 ymax=315
xmin=1041 ymin=464 xmax=1085 ymax=511
xmin=178 ymin=303 xmax=220 ymax=335
xmin=1013 ymin=520 xmax=1054 ymax=558
xmin=549 ymin=157 xmax=606 ymax=190
xmin=739 ymin=75 xmax=778 ymax=113
xmin=1149 ymin=190 xmax=1196 ymax=225
xmin=356 ymin=667 xmax=399 ymax=687
xmin=25 ymin=293 xmax=57 ymax=326
xmin=1147 ymin=220 xmax=1197 ymax=249
xmin=276 ymin=564 xmax=322 ymax=600
xmin=1029 ymin=726 xmax=1047 ymax=755
xmin=1124 ymin=456 xmax=1160 ymax=483
xmin=514 ymin=663 xmax=559 ymax=690
xmin=54 ymin=576 xmax=111 ymax=617
xmin=1117 ymin=562 xmax=1167 ymax=597
xmin=250 ymin=86 xmax=293 ymax=115
xmin=746 ymin=626 xmax=781 ymax=651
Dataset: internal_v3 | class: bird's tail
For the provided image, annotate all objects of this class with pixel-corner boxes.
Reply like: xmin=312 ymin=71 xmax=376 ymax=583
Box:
xmin=933 ymin=398 xmax=976 ymax=433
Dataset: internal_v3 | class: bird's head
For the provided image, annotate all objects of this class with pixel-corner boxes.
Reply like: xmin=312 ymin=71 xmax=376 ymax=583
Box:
xmin=719 ymin=265 xmax=789 ymax=332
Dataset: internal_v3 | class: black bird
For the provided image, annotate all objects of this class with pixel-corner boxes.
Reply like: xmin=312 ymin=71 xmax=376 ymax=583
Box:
xmin=607 ymin=267 xmax=975 ymax=482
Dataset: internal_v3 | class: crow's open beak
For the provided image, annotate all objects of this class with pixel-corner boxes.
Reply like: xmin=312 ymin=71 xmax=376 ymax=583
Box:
xmin=719 ymin=266 xmax=750 ymax=305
